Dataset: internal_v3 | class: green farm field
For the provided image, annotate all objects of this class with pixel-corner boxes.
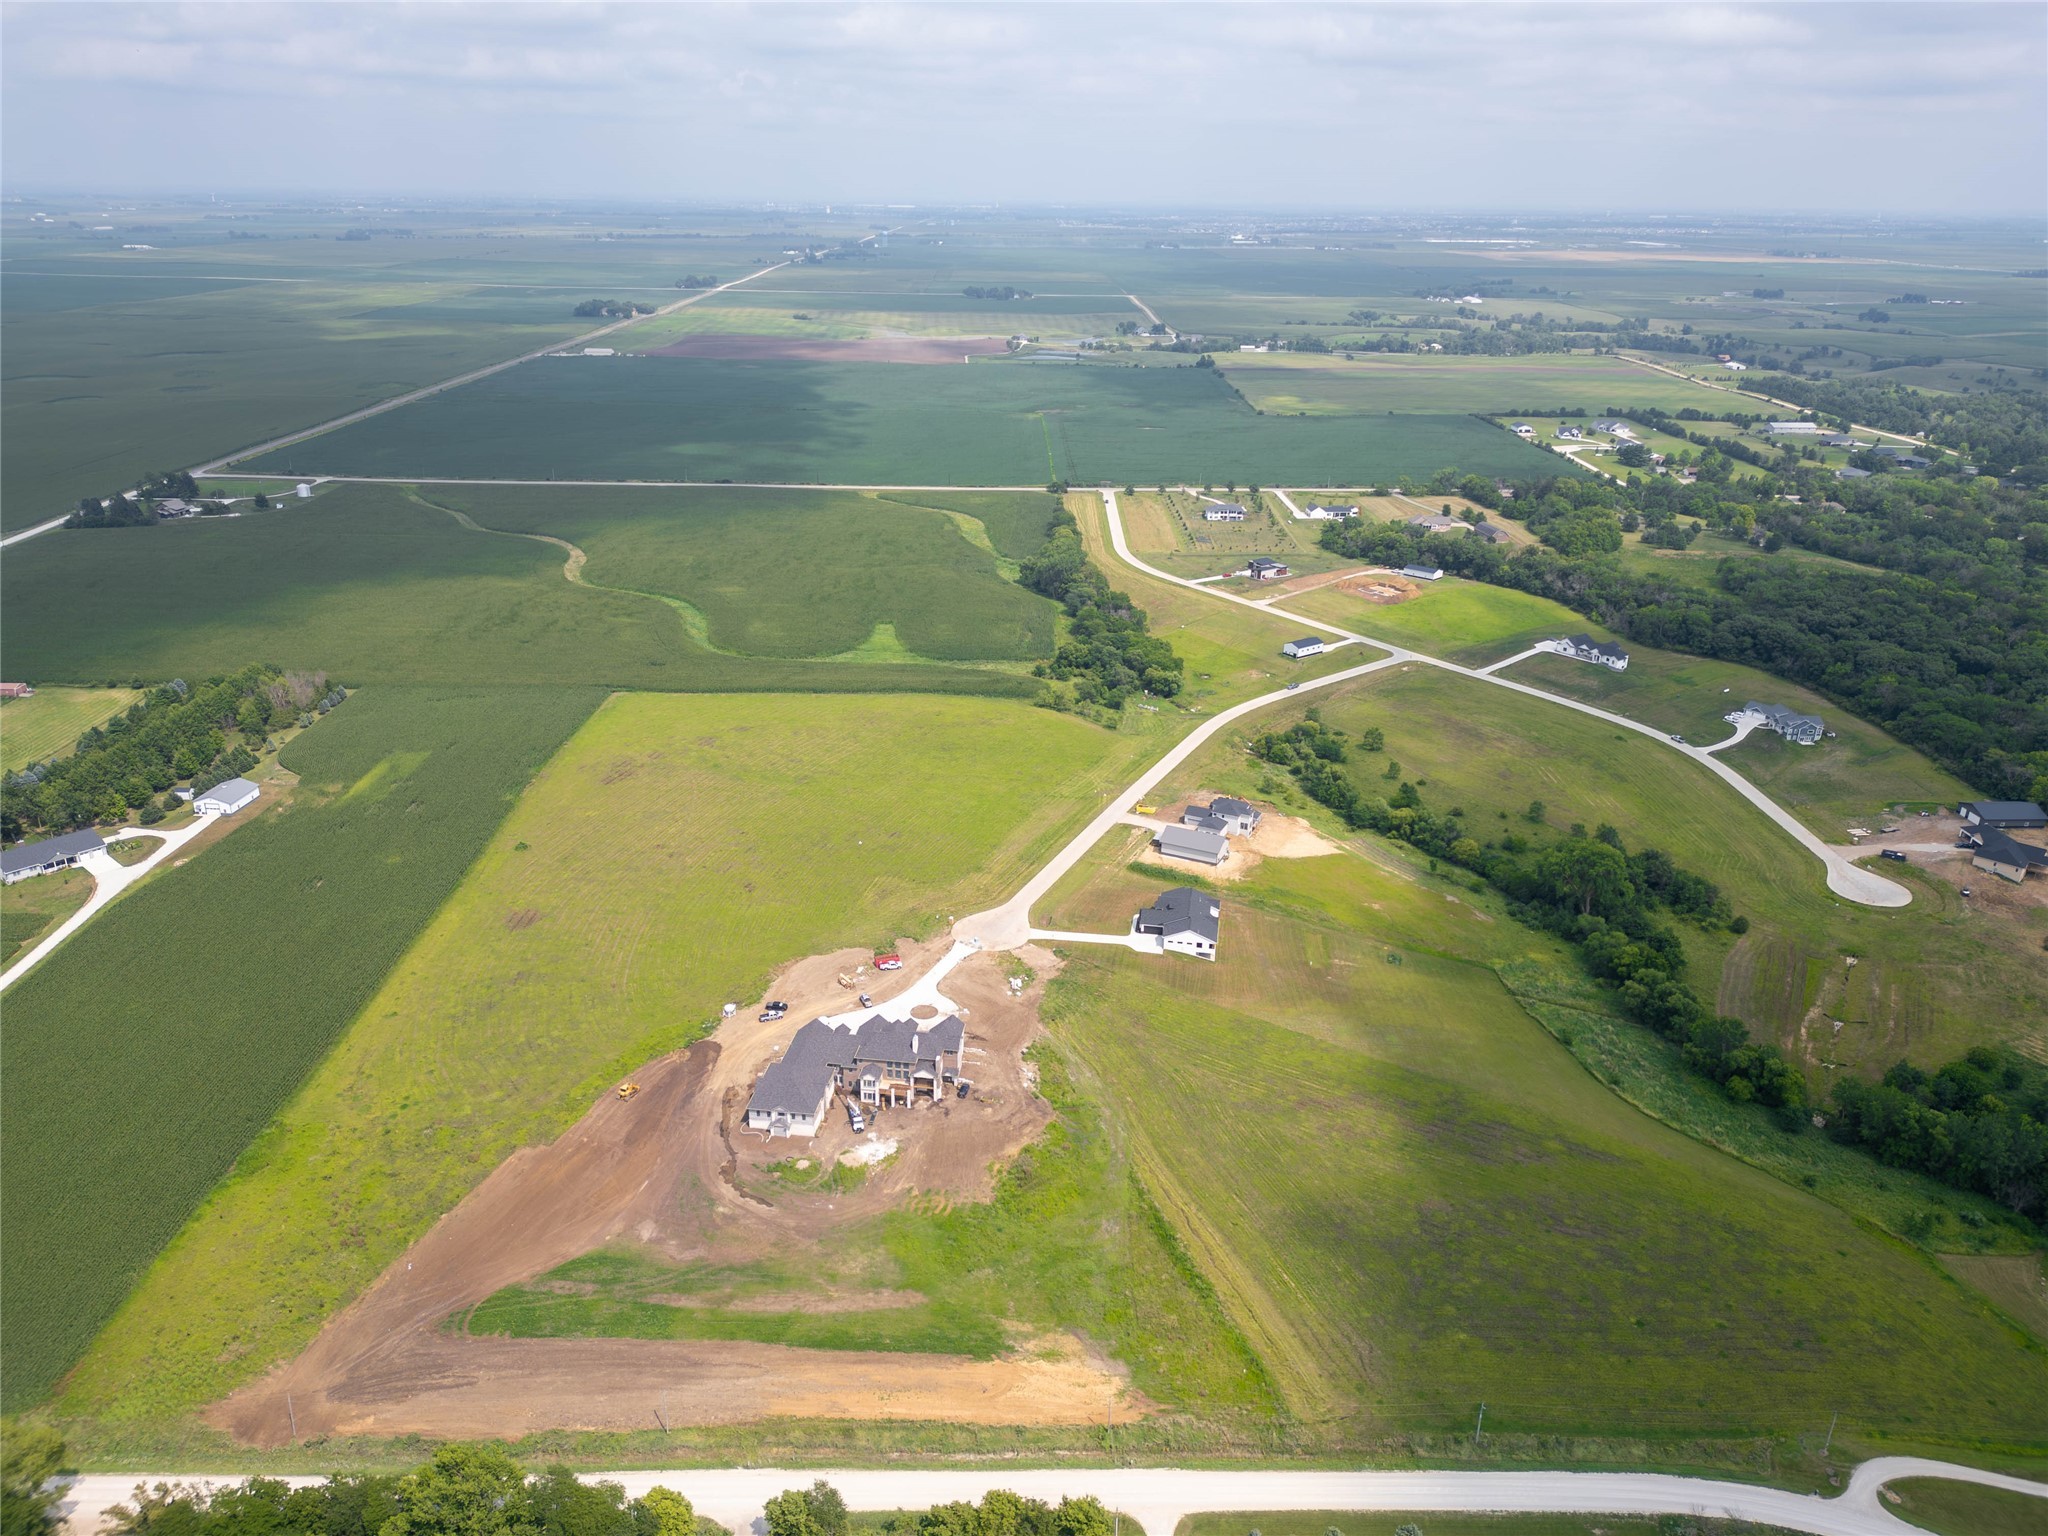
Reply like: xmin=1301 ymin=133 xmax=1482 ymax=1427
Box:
xmin=1 ymin=684 xmax=605 ymax=1412
xmin=234 ymin=356 xmax=1561 ymax=486
xmin=1285 ymin=575 xmax=1612 ymax=666
xmin=619 ymin=288 xmax=1142 ymax=345
xmin=0 ymin=686 xmax=143 ymax=772
xmin=55 ymin=691 xmax=1146 ymax=1436
xmin=415 ymin=484 xmax=1059 ymax=661
xmin=0 ymin=485 xmax=1039 ymax=699
xmin=1037 ymin=839 xmax=2046 ymax=1444
xmin=1214 ymin=352 xmax=1741 ymax=415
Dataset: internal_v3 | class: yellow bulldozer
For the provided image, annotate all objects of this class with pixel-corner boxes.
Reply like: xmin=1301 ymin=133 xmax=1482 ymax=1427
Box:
xmin=617 ymin=1082 xmax=641 ymax=1101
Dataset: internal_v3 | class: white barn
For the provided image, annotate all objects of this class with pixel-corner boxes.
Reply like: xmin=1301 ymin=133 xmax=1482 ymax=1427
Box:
xmin=1283 ymin=636 xmax=1326 ymax=658
xmin=195 ymin=777 xmax=260 ymax=816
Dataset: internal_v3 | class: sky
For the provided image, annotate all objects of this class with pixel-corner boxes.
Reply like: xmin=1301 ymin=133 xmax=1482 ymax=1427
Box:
xmin=3 ymin=1 xmax=2044 ymax=215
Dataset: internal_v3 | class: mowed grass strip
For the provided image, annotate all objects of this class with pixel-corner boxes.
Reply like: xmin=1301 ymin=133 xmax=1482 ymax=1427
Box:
xmin=0 ymin=683 xmax=605 ymax=1411
xmin=420 ymin=485 xmax=1058 ymax=662
xmin=1039 ymin=850 xmax=2048 ymax=1443
xmin=235 ymin=356 xmax=1561 ymax=487
xmin=1212 ymin=351 xmax=1742 ymax=415
xmin=1285 ymin=576 xmax=1607 ymax=666
xmin=57 ymin=692 xmax=1134 ymax=1426
xmin=0 ymin=485 xmax=1039 ymax=700
xmin=0 ymin=687 xmax=145 ymax=772
xmin=1880 ymin=1478 xmax=2048 ymax=1536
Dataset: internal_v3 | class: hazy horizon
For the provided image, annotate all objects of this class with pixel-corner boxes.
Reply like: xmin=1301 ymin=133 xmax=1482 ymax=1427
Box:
xmin=4 ymin=1 xmax=2044 ymax=218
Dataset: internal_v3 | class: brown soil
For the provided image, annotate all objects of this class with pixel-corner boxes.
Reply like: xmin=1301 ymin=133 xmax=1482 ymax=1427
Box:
xmin=1337 ymin=573 xmax=1421 ymax=605
xmin=206 ymin=941 xmax=1135 ymax=1446
xmin=643 ymin=335 xmax=1012 ymax=365
xmin=1135 ymin=803 xmax=1343 ymax=885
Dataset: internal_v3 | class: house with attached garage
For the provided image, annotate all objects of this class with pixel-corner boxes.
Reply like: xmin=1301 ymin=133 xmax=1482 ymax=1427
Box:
xmin=1 ymin=827 xmax=105 ymax=885
xmin=1283 ymin=636 xmax=1326 ymax=658
xmin=744 ymin=1010 xmax=969 ymax=1138
xmin=1554 ymin=425 xmax=1584 ymax=441
xmin=1242 ymin=557 xmax=1290 ymax=580
xmin=1961 ymin=826 xmax=2048 ymax=884
xmin=1407 ymin=513 xmax=1465 ymax=533
xmin=1133 ymin=886 xmax=1222 ymax=960
xmin=1183 ymin=796 xmax=1261 ymax=836
xmin=1203 ymin=502 xmax=1248 ymax=521
xmin=195 ymin=777 xmax=260 ymax=816
xmin=1295 ymin=504 xmax=1358 ymax=521
xmin=1555 ymin=634 xmax=1630 ymax=671
xmin=1737 ymin=701 xmax=1824 ymax=745
xmin=1960 ymin=800 xmax=2048 ymax=830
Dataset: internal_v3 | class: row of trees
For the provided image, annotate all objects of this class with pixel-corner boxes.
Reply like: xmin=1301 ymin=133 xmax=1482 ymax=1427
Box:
xmin=961 ymin=286 xmax=1031 ymax=301
xmin=769 ymin=1481 xmax=1115 ymax=1536
xmin=1251 ymin=716 xmax=1814 ymax=1122
xmin=1 ymin=666 xmax=340 ymax=838
xmin=572 ymin=299 xmax=655 ymax=318
xmin=1019 ymin=509 xmax=1183 ymax=716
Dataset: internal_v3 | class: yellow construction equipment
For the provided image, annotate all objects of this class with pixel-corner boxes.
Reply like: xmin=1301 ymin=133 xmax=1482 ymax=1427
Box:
xmin=1133 ymin=803 xmax=1159 ymax=815
xmin=617 ymin=1082 xmax=641 ymax=1101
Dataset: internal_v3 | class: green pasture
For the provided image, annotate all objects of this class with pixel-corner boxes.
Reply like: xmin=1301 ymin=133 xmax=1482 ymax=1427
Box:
xmin=1295 ymin=666 xmax=2048 ymax=1074
xmin=0 ymin=275 xmax=591 ymax=531
xmin=1037 ymin=841 xmax=2046 ymax=1444
xmin=0 ymin=866 xmax=92 ymax=967
xmin=1881 ymin=1478 xmax=2048 ymax=1536
xmin=233 ymin=356 xmax=1560 ymax=487
xmin=619 ymin=288 xmax=1141 ymax=345
xmin=56 ymin=691 xmax=1141 ymax=1429
xmin=1616 ymin=531 xmax=1880 ymax=591
xmin=1495 ymin=645 xmax=1971 ymax=835
xmin=1214 ymin=352 xmax=1739 ymax=416
xmin=876 ymin=489 xmax=1067 ymax=562
xmin=2 ymin=684 xmax=605 ymax=1412
xmin=1285 ymin=576 xmax=1604 ymax=666
xmin=0 ymin=686 xmax=144 ymax=772
xmin=0 ymin=485 xmax=1037 ymax=700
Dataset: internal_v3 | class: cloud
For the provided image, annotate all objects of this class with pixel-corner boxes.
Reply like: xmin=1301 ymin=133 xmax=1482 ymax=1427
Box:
xmin=1 ymin=1 xmax=2040 ymax=212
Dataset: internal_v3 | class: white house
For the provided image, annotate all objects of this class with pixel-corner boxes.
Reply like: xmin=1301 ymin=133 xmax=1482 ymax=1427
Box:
xmin=1133 ymin=887 xmax=1222 ymax=961
xmin=1555 ymin=425 xmax=1584 ymax=441
xmin=194 ymin=777 xmax=260 ymax=816
xmin=1283 ymin=636 xmax=1326 ymax=658
xmin=1182 ymin=796 xmax=1262 ymax=837
xmin=1 ymin=828 xmax=105 ymax=885
xmin=1555 ymin=634 xmax=1630 ymax=671
xmin=1294 ymin=505 xmax=1358 ymax=521
xmin=1722 ymin=360 xmax=1748 ymax=371
xmin=1203 ymin=502 xmax=1248 ymax=521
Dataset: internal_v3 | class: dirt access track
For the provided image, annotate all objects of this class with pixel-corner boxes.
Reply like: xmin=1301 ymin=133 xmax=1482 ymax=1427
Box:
xmin=644 ymin=335 xmax=1012 ymax=364
xmin=211 ymin=941 xmax=1141 ymax=1446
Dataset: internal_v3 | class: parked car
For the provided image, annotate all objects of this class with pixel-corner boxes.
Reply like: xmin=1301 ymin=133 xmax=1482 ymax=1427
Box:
xmin=1669 ymin=733 xmax=1686 ymax=744
xmin=1961 ymin=888 xmax=1973 ymax=898
xmin=956 ymin=1080 xmax=971 ymax=1099
xmin=875 ymin=953 xmax=903 ymax=971
xmin=846 ymin=1101 xmax=865 ymax=1132
xmin=1880 ymin=849 xmax=1908 ymax=862
xmin=759 ymin=1001 xmax=789 ymax=1022
xmin=858 ymin=993 xmax=873 ymax=1007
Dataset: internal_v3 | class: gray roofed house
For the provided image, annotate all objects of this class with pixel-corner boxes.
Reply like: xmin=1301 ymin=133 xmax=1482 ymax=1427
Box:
xmin=744 ymin=1010 xmax=970 ymax=1135
xmin=1183 ymin=796 xmax=1260 ymax=836
xmin=1203 ymin=501 xmax=1248 ymax=521
xmin=1133 ymin=886 xmax=1222 ymax=960
xmin=1 ymin=827 xmax=106 ymax=884
xmin=1743 ymin=701 xmax=1825 ymax=745
xmin=1557 ymin=634 xmax=1630 ymax=671
xmin=1836 ymin=466 xmax=1873 ymax=479
xmin=1960 ymin=800 xmax=2048 ymax=830
xmin=1967 ymin=826 xmax=2048 ymax=883
xmin=1472 ymin=523 xmax=1511 ymax=543
xmin=1155 ymin=823 xmax=1228 ymax=865
xmin=1407 ymin=514 xmax=1465 ymax=533
xmin=742 ymin=1019 xmax=843 ymax=1138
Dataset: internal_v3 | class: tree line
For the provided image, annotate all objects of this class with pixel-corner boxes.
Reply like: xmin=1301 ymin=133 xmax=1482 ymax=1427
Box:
xmin=1 ymin=666 xmax=342 ymax=839
xmin=1318 ymin=465 xmax=2048 ymax=807
xmin=962 ymin=286 xmax=1032 ymax=301
xmin=573 ymin=299 xmax=655 ymax=318
xmin=1829 ymin=1047 xmax=2046 ymax=1216
xmin=1018 ymin=508 xmax=1183 ymax=718
xmin=1249 ymin=717 xmax=1805 ymax=1119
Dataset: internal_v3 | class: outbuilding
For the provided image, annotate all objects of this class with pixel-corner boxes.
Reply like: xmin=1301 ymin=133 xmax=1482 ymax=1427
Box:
xmin=1283 ymin=636 xmax=1326 ymax=658
xmin=1243 ymin=557 xmax=1291 ymax=581
xmin=1400 ymin=565 xmax=1444 ymax=582
xmin=1154 ymin=824 xmax=1228 ymax=866
xmin=1960 ymin=801 xmax=2048 ymax=830
xmin=1133 ymin=886 xmax=1222 ymax=961
xmin=194 ymin=777 xmax=260 ymax=816
xmin=2 ymin=828 xmax=106 ymax=885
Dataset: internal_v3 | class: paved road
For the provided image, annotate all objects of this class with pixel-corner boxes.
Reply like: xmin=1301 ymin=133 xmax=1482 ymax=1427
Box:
xmin=1094 ymin=492 xmax=1910 ymax=909
xmin=1 ymin=514 xmax=73 ymax=548
xmin=0 ymin=816 xmax=222 ymax=993
xmin=49 ymin=1456 xmax=2047 ymax=1536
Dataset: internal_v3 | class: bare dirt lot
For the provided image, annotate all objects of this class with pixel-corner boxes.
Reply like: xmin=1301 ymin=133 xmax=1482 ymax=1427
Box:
xmin=208 ymin=941 xmax=1137 ymax=1447
xmin=1132 ymin=803 xmax=1344 ymax=885
xmin=643 ymin=335 xmax=1012 ymax=364
xmin=1336 ymin=573 xmax=1423 ymax=605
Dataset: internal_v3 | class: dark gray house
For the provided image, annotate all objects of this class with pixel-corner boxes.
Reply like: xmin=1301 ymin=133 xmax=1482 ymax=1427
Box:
xmin=744 ymin=1011 xmax=970 ymax=1138
xmin=1964 ymin=826 xmax=2048 ymax=884
xmin=1743 ymin=701 xmax=1825 ymax=745
xmin=1133 ymin=886 xmax=1222 ymax=960
xmin=1 ymin=828 xmax=106 ymax=885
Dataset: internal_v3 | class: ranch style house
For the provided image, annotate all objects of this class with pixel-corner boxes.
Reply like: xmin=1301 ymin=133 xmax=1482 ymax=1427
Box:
xmin=1407 ymin=514 xmax=1464 ymax=533
xmin=1962 ymin=826 xmax=2048 ymax=884
xmin=1133 ymin=886 xmax=1222 ymax=960
xmin=1555 ymin=634 xmax=1630 ymax=671
xmin=1735 ymin=701 xmax=1825 ymax=746
xmin=1 ymin=827 xmax=105 ymax=885
xmin=744 ymin=1010 xmax=968 ymax=1138
xmin=1295 ymin=505 xmax=1358 ymax=520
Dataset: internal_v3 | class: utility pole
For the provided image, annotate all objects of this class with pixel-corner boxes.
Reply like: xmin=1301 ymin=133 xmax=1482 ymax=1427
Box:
xmin=286 ymin=1392 xmax=297 ymax=1441
xmin=1821 ymin=1411 xmax=1838 ymax=1457
xmin=1474 ymin=1402 xmax=1485 ymax=1441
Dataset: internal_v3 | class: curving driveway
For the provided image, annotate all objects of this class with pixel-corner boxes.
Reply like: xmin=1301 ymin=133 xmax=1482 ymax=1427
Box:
xmin=0 ymin=815 xmax=219 ymax=993
xmin=49 ymin=1456 xmax=2046 ymax=1536
xmin=1096 ymin=491 xmax=1910 ymax=909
